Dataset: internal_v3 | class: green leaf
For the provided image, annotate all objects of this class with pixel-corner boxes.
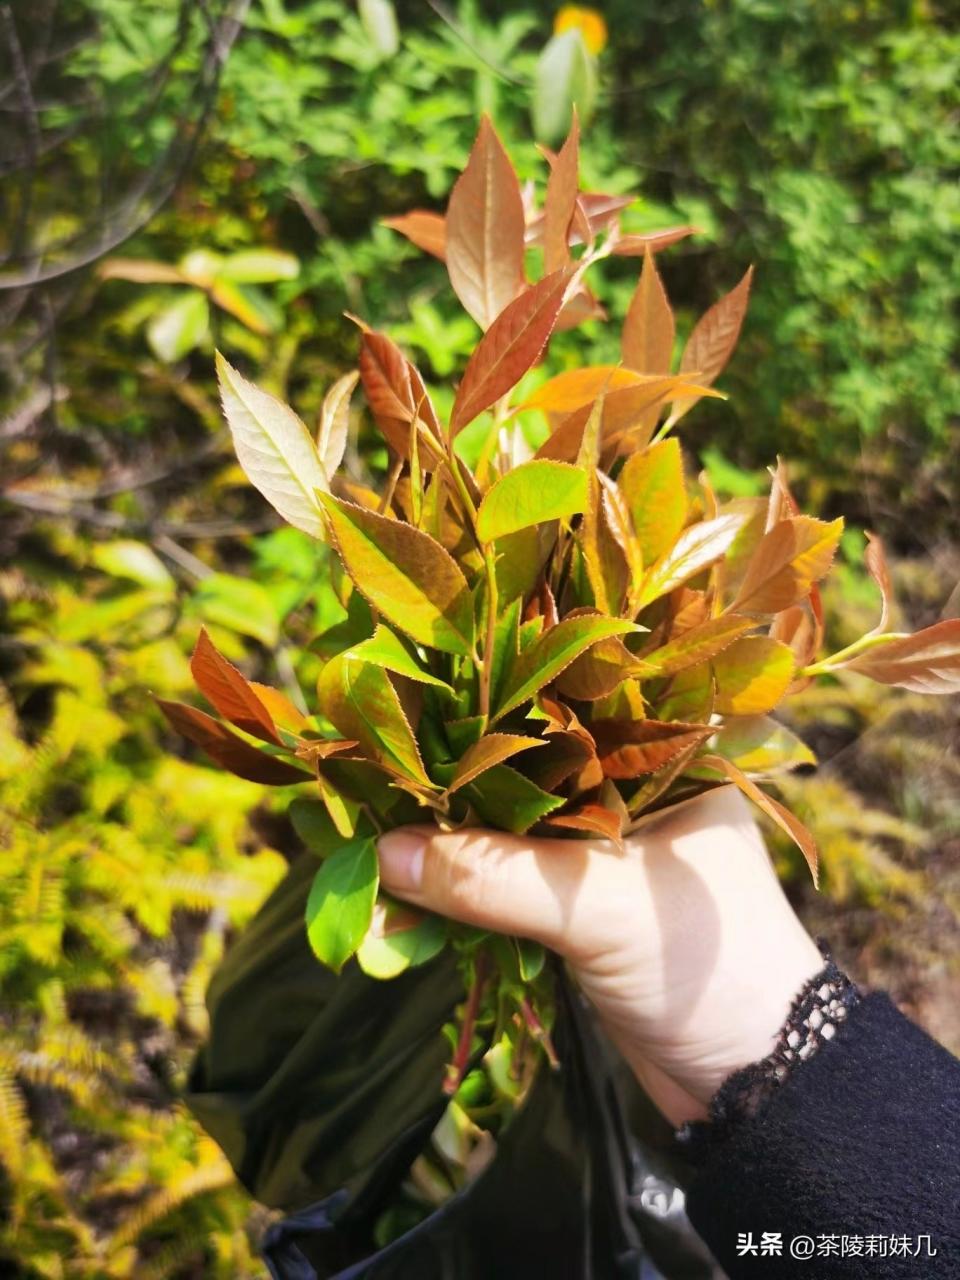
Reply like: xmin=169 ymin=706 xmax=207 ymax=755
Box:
xmin=618 ymin=439 xmax=687 ymax=566
xmin=476 ymin=460 xmax=588 ymax=543
xmin=217 ymin=249 xmax=300 ymax=284
xmin=317 ymin=494 xmax=475 ymax=657
xmin=490 ymin=598 xmax=522 ymax=710
xmin=493 ymin=614 xmax=637 ymax=721
xmin=317 ymin=650 xmax=433 ymax=788
xmin=515 ymin=938 xmax=546 ymax=982
xmin=147 ymin=290 xmax=209 ymax=362
xmin=216 ymin=352 xmax=329 ymax=539
xmin=91 ymin=540 xmax=175 ymax=592
xmin=305 ymin=836 xmax=379 ymax=972
xmin=712 ymin=635 xmax=795 ymax=715
xmin=533 ymin=28 xmax=597 ymax=146
xmin=636 ymin=513 xmax=746 ymax=610
xmin=191 ymin=573 xmax=280 ymax=646
xmin=357 ymin=907 xmax=446 ymax=979
xmin=350 ymin=624 xmax=453 ymax=692
xmin=464 ymin=764 xmax=564 ymax=833
xmin=711 ymin=715 xmax=816 ymax=776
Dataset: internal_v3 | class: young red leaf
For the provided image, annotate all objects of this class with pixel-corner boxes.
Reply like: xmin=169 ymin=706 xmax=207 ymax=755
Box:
xmin=358 ymin=330 xmax=443 ymax=464
xmin=612 ymin=226 xmax=699 ymax=255
xmin=546 ymin=803 xmax=624 ymax=849
xmin=542 ymin=111 xmax=580 ymax=273
xmin=864 ymin=531 xmax=894 ymax=634
xmin=156 ymin=698 xmax=307 ymax=785
xmin=445 ymin=116 xmax=526 ymax=330
xmin=730 ymin=516 xmax=843 ymax=615
xmin=622 ymin=248 xmax=675 ymax=377
xmin=667 ymin=265 xmax=754 ymax=425
xmin=190 ymin=626 xmax=281 ymax=745
xmin=841 ymin=620 xmax=960 ymax=693
xmin=450 ymin=267 xmax=574 ymax=433
xmin=382 ymin=210 xmax=447 ymax=260
xmin=591 ymin=719 xmax=714 ymax=779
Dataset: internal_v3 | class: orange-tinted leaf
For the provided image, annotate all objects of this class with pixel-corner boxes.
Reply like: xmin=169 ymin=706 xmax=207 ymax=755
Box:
xmin=668 ymin=265 xmax=754 ymax=425
xmin=450 ymin=267 xmax=573 ymax=433
xmin=524 ymin=365 xmax=652 ymax=415
xmin=841 ymin=620 xmax=960 ymax=694
xmin=712 ymin=635 xmax=795 ymax=715
xmin=618 ymin=438 xmax=687 ymax=566
xmin=317 ymin=493 xmax=475 ymax=656
xmin=190 ymin=627 xmax=281 ymax=745
xmin=358 ymin=331 xmax=443 ymax=463
xmin=446 ymin=116 xmax=526 ymax=329
xmin=642 ymin=614 xmax=756 ymax=677
xmin=698 ymin=754 xmax=818 ymax=884
xmin=382 ymin=210 xmax=447 ymax=260
xmin=251 ymin=682 xmax=308 ymax=735
xmin=543 ymin=111 xmax=580 ymax=273
xmin=731 ymin=516 xmax=843 ymax=614
xmin=637 ymin=513 xmax=747 ymax=610
xmin=555 ymin=633 xmax=648 ymax=700
xmin=156 ymin=698 xmax=307 ymax=784
xmin=612 ymin=226 xmax=699 ymax=255
xmin=622 ymin=248 xmax=675 ymax=376
xmin=592 ymin=718 xmax=713 ymax=779
xmin=444 ymin=733 xmax=544 ymax=795
xmin=546 ymin=803 xmax=623 ymax=848
xmin=865 ymin=531 xmax=894 ymax=633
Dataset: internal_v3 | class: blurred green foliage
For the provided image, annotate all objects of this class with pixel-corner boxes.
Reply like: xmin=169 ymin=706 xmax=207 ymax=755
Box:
xmin=2 ymin=0 xmax=959 ymax=1273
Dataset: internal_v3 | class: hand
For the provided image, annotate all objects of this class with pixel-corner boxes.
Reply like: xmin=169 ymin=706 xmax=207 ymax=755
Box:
xmin=377 ymin=785 xmax=823 ymax=1125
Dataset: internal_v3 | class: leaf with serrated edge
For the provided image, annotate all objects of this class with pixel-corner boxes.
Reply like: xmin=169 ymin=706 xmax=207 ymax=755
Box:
xmin=592 ymin=719 xmax=713 ymax=779
xmin=731 ymin=516 xmax=843 ymax=614
xmin=316 ymin=651 xmax=434 ymax=787
xmin=712 ymin=635 xmax=795 ymax=715
xmin=306 ymin=836 xmax=379 ymax=972
xmin=524 ymin=365 xmax=653 ymax=415
xmin=156 ymin=698 xmax=307 ymax=785
xmin=637 ymin=513 xmax=746 ymax=610
xmin=318 ymin=370 xmax=359 ymax=477
xmin=318 ymin=494 xmax=475 ymax=656
xmin=190 ymin=627 xmax=280 ymax=744
xmin=619 ymin=438 xmax=687 ymax=567
xmin=546 ymin=804 xmax=624 ymax=849
xmin=445 ymin=733 xmax=544 ymax=795
xmin=446 ymin=116 xmax=526 ymax=330
xmin=711 ymin=715 xmax=816 ymax=776
xmin=493 ymin=615 xmax=637 ymax=722
xmin=476 ymin=460 xmax=588 ymax=543
xmin=358 ymin=331 xmax=443 ymax=465
xmin=642 ymin=615 xmax=755 ymax=677
xmin=612 ymin=226 xmax=699 ymax=255
xmin=350 ymin=624 xmax=453 ymax=692
xmin=699 ymin=755 xmax=818 ymax=884
xmin=668 ymin=266 xmax=754 ymax=425
xmin=622 ymin=248 xmax=675 ymax=376
xmin=464 ymin=764 xmax=564 ymax=833
xmin=450 ymin=268 xmax=574 ymax=433
xmin=842 ymin=620 xmax=960 ymax=693
xmin=216 ymin=353 xmax=329 ymax=538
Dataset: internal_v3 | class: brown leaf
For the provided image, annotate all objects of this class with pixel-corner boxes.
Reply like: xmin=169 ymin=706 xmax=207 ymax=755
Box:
xmin=622 ymin=248 xmax=675 ymax=376
xmin=841 ymin=620 xmax=960 ymax=694
xmin=591 ymin=719 xmax=713 ymax=779
xmin=555 ymin=634 xmax=647 ymax=700
xmin=444 ymin=733 xmax=545 ymax=795
xmin=450 ymin=267 xmax=574 ymax=433
xmin=542 ymin=111 xmax=580 ymax=274
xmin=382 ymin=210 xmax=447 ymax=260
xmin=641 ymin=614 xmax=756 ymax=677
xmin=359 ymin=331 xmax=443 ymax=464
xmin=698 ymin=754 xmax=818 ymax=885
xmin=525 ymin=191 xmax=633 ymax=248
xmin=731 ymin=516 xmax=843 ymax=615
xmin=611 ymin=226 xmax=699 ymax=255
xmin=445 ymin=116 xmax=526 ymax=330
xmin=864 ymin=531 xmax=894 ymax=633
xmin=546 ymin=804 xmax=624 ymax=849
xmin=190 ymin=627 xmax=281 ymax=745
xmin=668 ymin=265 xmax=754 ymax=425
xmin=156 ymin=698 xmax=307 ymax=785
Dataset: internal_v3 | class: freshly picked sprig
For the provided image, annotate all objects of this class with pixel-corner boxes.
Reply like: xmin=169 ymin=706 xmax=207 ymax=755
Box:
xmin=160 ymin=116 xmax=960 ymax=1092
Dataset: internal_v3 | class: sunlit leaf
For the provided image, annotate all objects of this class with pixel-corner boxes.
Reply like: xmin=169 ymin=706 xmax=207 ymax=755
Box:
xmin=217 ymin=249 xmax=299 ymax=284
xmin=191 ymin=573 xmax=280 ymax=647
xmin=546 ymin=803 xmax=623 ymax=848
xmin=476 ymin=460 xmax=588 ymax=542
xmin=216 ymin=352 xmax=329 ymax=539
xmin=464 ymin=764 xmax=564 ymax=833
xmin=711 ymin=715 xmax=816 ymax=776
xmin=636 ymin=513 xmax=746 ymax=610
xmin=445 ymin=116 xmax=526 ymax=330
xmin=317 ymin=370 xmax=359 ymax=477
xmin=622 ymin=248 xmax=675 ymax=375
xmin=592 ymin=719 xmax=713 ymax=778
xmin=533 ymin=28 xmax=597 ymax=145
xmin=306 ymin=836 xmax=379 ymax=972
xmin=358 ymin=330 xmax=443 ymax=463
xmin=317 ymin=494 xmax=475 ymax=656
xmin=444 ymin=733 xmax=544 ymax=795
xmin=156 ymin=699 xmax=307 ymax=785
xmin=555 ymin=633 xmax=648 ymax=700
xmin=667 ymin=266 xmax=754 ymax=425
xmin=641 ymin=614 xmax=755 ymax=677
xmin=357 ymin=902 xmax=446 ymax=978
xmin=350 ymin=623 xmax=454 ymax=692
xmin=190 ymin=627 xmax=281 ymax=744
xmin=611 ymin=226 xmax=699 ymax=255
xmin=864 ymin=531 xmax=894 ymax=634
xmin=841 ymin=620 xmax=960 ymax=693
xmin=450 ymin=268 xmax=574 ymax=433
xmin=712 ymin=635 xmax=795 ymax=715
xmin=147 ymin=290 xmax=209 ymax=362
xmin=619 ymin=438 xmax=687 ymax=566
xmin=542 ymin=111 xmax=580 ymax=273
xmin=731 ymin=516 xmax=844 ymax=614
xmin=524 ymin=365 xmax=651 ymax=415
xmin=358 ymin=0 xmax=399 ymax=58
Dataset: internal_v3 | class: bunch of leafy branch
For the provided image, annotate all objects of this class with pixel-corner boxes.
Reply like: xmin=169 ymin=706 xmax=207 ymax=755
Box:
xmin=162 ymin=118 xmax=960 ymax=1095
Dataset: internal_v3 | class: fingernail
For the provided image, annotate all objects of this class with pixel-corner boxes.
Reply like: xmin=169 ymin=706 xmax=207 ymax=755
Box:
xmin=377 ymin=830 xmax=426 ymax=892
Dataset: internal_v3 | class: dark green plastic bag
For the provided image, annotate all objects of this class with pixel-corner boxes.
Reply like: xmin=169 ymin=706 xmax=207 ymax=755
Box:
xmin=185 ymin=854 xmax=721 ymax=1278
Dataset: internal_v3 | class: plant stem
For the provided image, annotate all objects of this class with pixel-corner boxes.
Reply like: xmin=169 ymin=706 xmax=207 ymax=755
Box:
xmin=444 ymin=950 xmax=490 ymax=1097
xmin=478 ymin=543 xmax=498 ymax=722
xmin=800 ymin=629 xmax=907 ymax=678
xmin=519 ymin=996 xmax=559 ymax=1070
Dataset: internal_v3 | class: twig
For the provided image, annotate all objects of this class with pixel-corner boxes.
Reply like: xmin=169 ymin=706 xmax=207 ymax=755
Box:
xmin=444 ymin=951 xmax=490 ymax=1096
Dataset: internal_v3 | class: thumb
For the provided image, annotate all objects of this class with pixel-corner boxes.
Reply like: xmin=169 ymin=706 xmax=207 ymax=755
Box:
xmin=377 ymin=825 xmax=617 ymax=958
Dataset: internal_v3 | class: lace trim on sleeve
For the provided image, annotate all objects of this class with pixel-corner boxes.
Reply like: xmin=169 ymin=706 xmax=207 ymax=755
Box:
xmin=677 ymin=942 xmax=861 ymax=1153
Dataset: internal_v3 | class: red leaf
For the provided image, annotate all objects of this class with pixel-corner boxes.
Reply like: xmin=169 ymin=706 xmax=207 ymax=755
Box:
xmin=591 ymin=719 xmax=713 ymax=779
xmin=190 ymin=627 xmax=281 ymax=745
xmin=542 ymin=111 xmax=580 ymax=274
xmin=157 ymin=699 xmax=307 ymax=785
xmin=669 ymin=266 xmax=754 ymax=425
xmin=622 ymin=248 xmax=675 ymax=376
xmin=842 ymin=620 xmax=960 ymax=693
xmin=450 ymin=267 xmax=574 ymax=433
xmin=382 ymin=210 xmax=447 ymax=260
xmin=358 ymin=331 xmax=443 ymax=463
xmin=612 ymin=226 xmax=699 ymax=255
xmin=546 ymin=804 xmax=624 ymax=849
xmin=445 ymin=116 xmax=526 ymax=330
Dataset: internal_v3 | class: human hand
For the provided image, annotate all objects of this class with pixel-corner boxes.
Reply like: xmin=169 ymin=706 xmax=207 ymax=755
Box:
xmin=377 ymin=785 xmax=823 ymax=1125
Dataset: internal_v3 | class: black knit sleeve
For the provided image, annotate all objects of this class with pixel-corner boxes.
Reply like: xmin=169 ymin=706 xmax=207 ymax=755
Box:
xmin=683 ymin=990 xmax=960 ymax=1278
